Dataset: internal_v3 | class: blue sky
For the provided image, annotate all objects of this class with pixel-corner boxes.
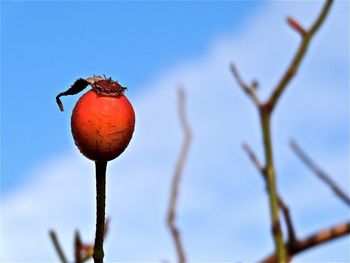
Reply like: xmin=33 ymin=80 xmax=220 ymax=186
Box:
xmin=1 ymin=1 xmax=349 ymax=262
xmin=1 ymin=0 xmax=260 ymax=194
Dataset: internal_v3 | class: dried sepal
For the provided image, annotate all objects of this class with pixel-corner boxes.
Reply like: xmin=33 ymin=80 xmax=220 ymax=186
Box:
xmin=56 ymin=75 xmax=127 ymax=112
xmin=56 ymin=78 xmax=89 ymax=111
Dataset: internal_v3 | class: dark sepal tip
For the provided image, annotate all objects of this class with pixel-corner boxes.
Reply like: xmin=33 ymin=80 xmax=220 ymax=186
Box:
xmin=56 ymin=95 xmax=64 ymax=112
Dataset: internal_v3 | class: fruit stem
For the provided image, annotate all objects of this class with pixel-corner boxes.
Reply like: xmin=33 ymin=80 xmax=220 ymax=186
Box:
xmin=93 ymin=161 xmax=107 ymax=263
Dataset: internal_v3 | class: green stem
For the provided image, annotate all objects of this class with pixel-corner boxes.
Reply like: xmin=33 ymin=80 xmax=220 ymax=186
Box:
xmin=93 ymin=161 xmax=107 ymax=263
xmin=260 ymin=107 xmax=286 ymax=262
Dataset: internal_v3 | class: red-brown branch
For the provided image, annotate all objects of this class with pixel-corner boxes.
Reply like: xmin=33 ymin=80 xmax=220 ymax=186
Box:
xmin=261 ymin=221 xmax=350 ymax=263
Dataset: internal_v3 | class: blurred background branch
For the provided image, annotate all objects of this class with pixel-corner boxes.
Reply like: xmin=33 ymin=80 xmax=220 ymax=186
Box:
xmin=49 ymin=230 xmax=68 ymax=263
xmin=74 ymin=231 xmax=83 ymax=263
xmin=49 ymin=219 xmax=109 ymax=263
xmin=290 ymin=139 xmax=350 ymax=206
xmin=166 ymin=88 xmax=192 ymax=263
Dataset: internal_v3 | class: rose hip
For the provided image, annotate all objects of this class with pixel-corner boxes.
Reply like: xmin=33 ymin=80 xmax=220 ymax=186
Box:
xmin=56 ymin=76 xmax=135 ymax=161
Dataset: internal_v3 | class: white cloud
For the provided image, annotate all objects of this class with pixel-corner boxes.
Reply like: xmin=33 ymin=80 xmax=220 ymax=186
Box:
xmin=1 ymin=1 xmax=349 ymax=262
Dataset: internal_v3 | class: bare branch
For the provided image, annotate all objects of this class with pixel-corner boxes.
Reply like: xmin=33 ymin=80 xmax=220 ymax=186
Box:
xmin=242 ymin=143 xmax=297 ymax=245
xmin=49 ymin=230 xmax=68 ymax=263
xmin=230 ymin=64 xmax=261 ymax=106
xmin=293 ymin=222 xmax=350 ymax=253
xmin=166 ymin=88 xmax=192 ymax=263
xmin=261 ymin=221 xmax=350 ymax=263
xmin=243 ymin=138 xmax=349 ymax=259
xmin=266 ymin=0 xmax=333 ymax=112
xmin=290 ymin=139 xmax=350 ymax=206
xmin=234 ymin=1 xmax=334 ymax=261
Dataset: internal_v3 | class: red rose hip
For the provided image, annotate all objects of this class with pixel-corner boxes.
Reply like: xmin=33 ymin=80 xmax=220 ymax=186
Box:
xmin=56 ymin=76 xmax=135 ymax=161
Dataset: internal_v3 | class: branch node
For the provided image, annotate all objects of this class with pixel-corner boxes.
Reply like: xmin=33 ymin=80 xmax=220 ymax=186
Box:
xmin=230 ymin=63 xmax=261 ymax=106
xmin=272 ymin=220 xmax=282 ymax=235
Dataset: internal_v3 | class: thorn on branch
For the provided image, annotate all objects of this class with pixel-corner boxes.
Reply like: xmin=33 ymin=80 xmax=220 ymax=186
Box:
xmin=287 ymin=17 xmax=306 ymax=36
xmin=252 ymin=80 xmax=259 ymax=90
xmin=166 ymin=87 xmax=192 ymax=263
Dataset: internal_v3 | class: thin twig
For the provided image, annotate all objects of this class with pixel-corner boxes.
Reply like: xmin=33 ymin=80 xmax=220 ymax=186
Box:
xmin=261 ymin=221 xmax=350 ymax=263
xmin=266 ymin=0 xmax=333 ymax=113
xmin=166 ymin=88 xmax=192 ymax=263
xmin=287 ymin=17 xmax=306 ymax=36
xmin=242 ymin=143 xmax=263 ymax=172
xmin=290 ymin=139 xmax=350 ymax=206
xmin=230 ymin=64 xmax=261 ymax=106
xmin=277 ymin=197 xmax=297 ymax=245
xmin=242 ymin=143 xmax=297 ymax=245
xmin=49 ymin=230 xmax=68 ymax=263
